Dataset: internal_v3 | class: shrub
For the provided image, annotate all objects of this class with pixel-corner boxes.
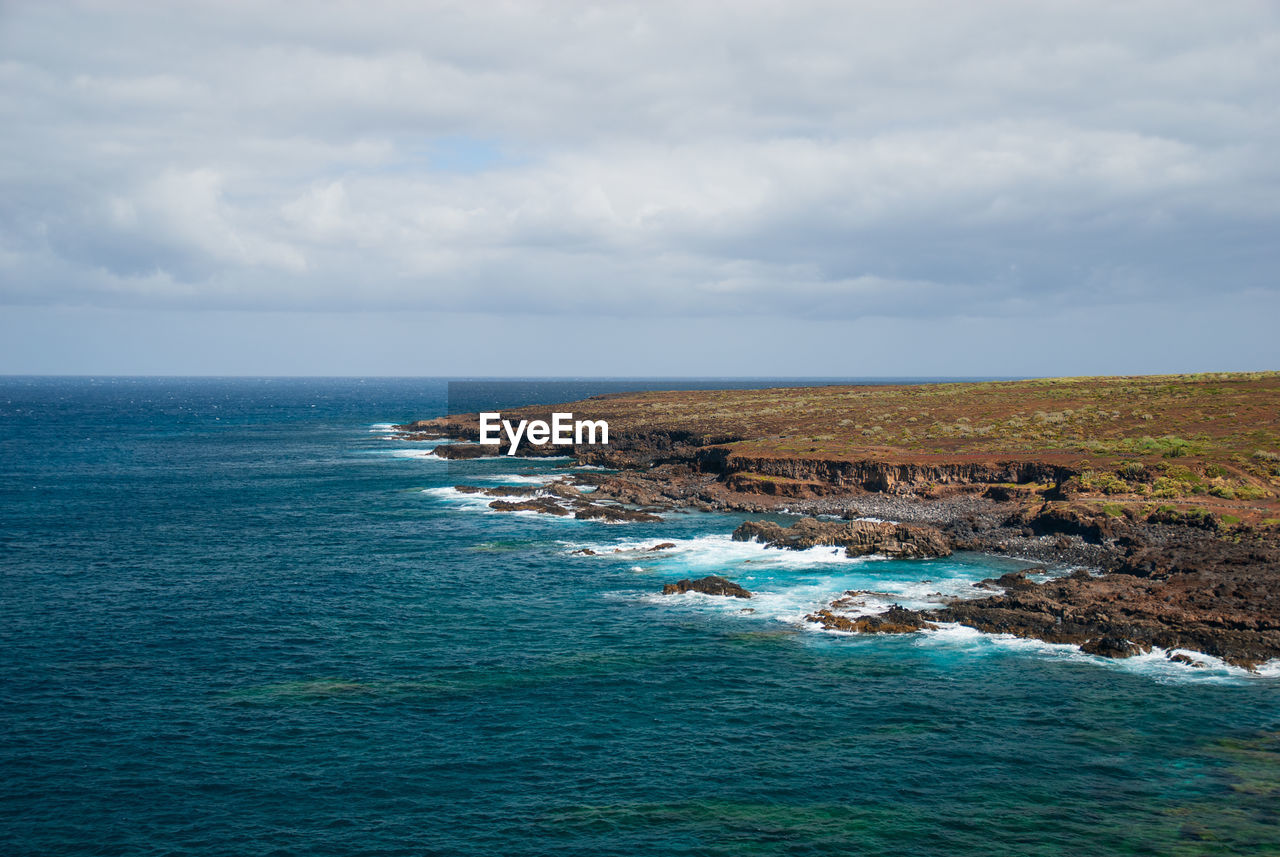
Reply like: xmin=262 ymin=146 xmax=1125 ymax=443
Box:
xmin=1120 ymin=461 xmax=1151 ymax=482
xmin=1131 ymin=435 xmax=1200 ymax=458
xmin=1079 ymin=470 xmax=1131 ymax=495
xmin=1161 ymin=465 xmax=1201 ymax=484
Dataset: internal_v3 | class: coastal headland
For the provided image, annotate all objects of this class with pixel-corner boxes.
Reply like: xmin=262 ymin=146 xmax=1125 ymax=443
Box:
xmin=399 ymin=373 xmax=1280 ymax=668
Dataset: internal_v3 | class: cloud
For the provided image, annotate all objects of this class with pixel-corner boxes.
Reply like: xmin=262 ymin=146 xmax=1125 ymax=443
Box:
xmin=1 ymin=0 xmax=1277 ymax=323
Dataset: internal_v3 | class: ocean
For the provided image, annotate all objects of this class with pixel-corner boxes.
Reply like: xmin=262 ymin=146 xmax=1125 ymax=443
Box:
xmin=2 ymin=377 xmax=1277 ymax=856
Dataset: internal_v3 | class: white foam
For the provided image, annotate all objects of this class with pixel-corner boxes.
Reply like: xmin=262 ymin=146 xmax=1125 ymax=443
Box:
xmin=911 ymin=623 xmax=1269 ymax=684
xmin=564 ymin=533 xmax=883 ymax=568
xmin=381 ymin=448 xmax=446 ymax=460
xmin=421 ymin=485 xmax=538 ymax=511
xmin=1254 ymin=658 xmax=1280 ymax=678
xmin=436 ymin=449 xmax=575 ymax=462
xmin=477 ymin=474 xmax=559 ymax=485
xmin=591 ymin=534 xmax=953 ymax=627
xmin=1119 ymin=647 xmax=1261 ymax=684
xmin=591 ymin=532 xmax=1277 ymax=684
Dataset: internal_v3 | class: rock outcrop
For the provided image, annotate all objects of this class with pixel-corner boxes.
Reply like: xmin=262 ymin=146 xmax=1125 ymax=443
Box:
xmin=806 ymin=605 xmax=937 ymax=633
xmin=662 ymin=576 xmax=752 ymax=598
xmin=732 ymin=517 xmax=951 ymax=559
xmin=454 ymin=481 xmax=666 ymax=523
xmin=933 ymin=567 xmax=1280 ymax=667
xmin=574 ymin=505 xmax=662 ymax=523
xmin=489 ymin=498 xmax=570 ymax=516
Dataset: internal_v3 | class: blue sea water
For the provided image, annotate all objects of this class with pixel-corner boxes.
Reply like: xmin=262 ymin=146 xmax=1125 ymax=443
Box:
xmin=1 ymin=377 xmax=1278 ymax=856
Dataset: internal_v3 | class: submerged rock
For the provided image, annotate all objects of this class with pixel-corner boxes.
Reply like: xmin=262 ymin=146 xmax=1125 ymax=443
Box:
xmin=662 ymin=576 xmax=752 ymax=599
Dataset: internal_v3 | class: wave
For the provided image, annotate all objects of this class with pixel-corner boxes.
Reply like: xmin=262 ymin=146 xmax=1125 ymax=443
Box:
xmin=581 ymin=534 xmax=995 ymax=628
xmin=421 ymin=485 xmax=537 ymax=512
xmin=564 ymin=533 xmax=878 ymax=567
xmin=476 ymin=473 xmax=559 ymax=484
xmin=569 ymin=533 xmax=1280 ymax=683
xmin=916 ymin=623 xmax=1276 ymax=684
xmin=377 ymin=448 xmax=447 ymax=460
xmin=564 ymin=534 xmax=993 ymax=604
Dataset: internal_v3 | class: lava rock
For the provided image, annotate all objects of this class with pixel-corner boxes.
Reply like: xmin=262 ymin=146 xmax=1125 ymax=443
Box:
xmin=488 ymin=498 xmax=569 ymax=516
xmin=662 ymin=576 xmax=752 ymax=599
xmin=1080 ymin=637 xmax=1151 ymax=658
xmin=806 ymin=605 xmax=937 ymax=633
xmin=732 ymin=518 xmax=950 ymax=559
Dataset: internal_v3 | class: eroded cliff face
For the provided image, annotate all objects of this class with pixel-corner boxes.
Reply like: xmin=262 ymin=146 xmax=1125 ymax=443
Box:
xmin=406 ymin=415 xmax=1076 ymax=496
xmin=710 ymin=451 xmax=1073 ymax=494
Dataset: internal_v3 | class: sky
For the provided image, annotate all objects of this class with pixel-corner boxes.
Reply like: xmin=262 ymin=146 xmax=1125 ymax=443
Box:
xmin=1 ymin=0 xmax=1278 ymax=376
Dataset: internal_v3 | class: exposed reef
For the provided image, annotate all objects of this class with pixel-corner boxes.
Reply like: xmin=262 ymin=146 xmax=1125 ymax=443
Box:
xmin=806 ymin=605 xmax=938 ymax=634
xmin=662 ymin=576 xmax=752 ymax=599
xmin=933 ymin=551 xmax=1280 ymax=668
xmin=732 ymin=518 xmax=951 ymax=559
xmin=452 ymin=483 xmax=664 ymax=523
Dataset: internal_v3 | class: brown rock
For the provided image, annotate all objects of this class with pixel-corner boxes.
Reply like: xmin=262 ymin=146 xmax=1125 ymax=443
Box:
xmin=483 ymin=485 xmax=540 ymax=497
xmin=806 ymin=605 xmax=937 ymax=633
xmin=574 ymin=504 xmax=663 ymax=523
xmin=488 ymin=498 xmax=570 ymax=516
xmin=732 ymin=517 xmax=951 ymax=559
xmin=662 ymin=576 xmax=752 ymax=598
xmin=1080 ymin=637 xmax=1151 ymax=658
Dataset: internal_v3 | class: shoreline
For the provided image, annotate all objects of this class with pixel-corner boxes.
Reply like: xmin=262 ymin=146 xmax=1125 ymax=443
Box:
xmin=396 ymin=375 xmax=1280 ymax=669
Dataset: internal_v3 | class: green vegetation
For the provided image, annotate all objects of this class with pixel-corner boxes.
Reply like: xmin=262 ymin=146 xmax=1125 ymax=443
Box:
xmin=501 ymin=371 xmax=1280 ymax=521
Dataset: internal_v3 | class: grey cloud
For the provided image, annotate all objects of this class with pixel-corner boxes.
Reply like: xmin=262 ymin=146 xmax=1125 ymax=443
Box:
xmin=1 ymin=0 xmax=1277 ymax=327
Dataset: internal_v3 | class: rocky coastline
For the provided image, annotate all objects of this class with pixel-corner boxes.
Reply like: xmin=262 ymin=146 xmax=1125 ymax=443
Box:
xmin=397 ymin=390 xmax=1280 ymax=669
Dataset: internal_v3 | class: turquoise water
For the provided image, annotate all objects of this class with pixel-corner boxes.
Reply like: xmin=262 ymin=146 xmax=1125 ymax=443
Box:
xmin=2 ymin=377 xmax=1277 ymax=856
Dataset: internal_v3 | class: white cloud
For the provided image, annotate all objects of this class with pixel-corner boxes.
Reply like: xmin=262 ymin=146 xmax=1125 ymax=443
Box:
xmin=1 ymin=0 xmax=1277 ymax=322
